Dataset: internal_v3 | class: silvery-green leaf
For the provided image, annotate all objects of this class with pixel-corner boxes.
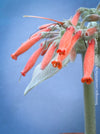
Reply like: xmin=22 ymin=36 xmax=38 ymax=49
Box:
xmin=24 ymin=55 xmax=70 ymax=95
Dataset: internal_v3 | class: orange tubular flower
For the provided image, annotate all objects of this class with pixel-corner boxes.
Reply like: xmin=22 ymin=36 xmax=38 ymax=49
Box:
xmin=57 ymin=11 xmax=80 ymax=55
xmin=71 ymin=11 xmax=80 ymax=26
xmin=21 ymin=47 xmax=43 ymax=76
xmin=85 ymin=27 xmax=97 ymax=36
xmin=81 ymin=39 xmax=95 ymax=84
xmin=57 ymin=26 xmax=75 ymax=55
xmin=65 ymin=30 xmax=82 ymax=57
xmin=41 ymin=42 xmax=56 ymax=70
xmin=11 ymin=33 xmax=42 ymax=60
xmin=52 ymin=31 xmax=82 ymax=69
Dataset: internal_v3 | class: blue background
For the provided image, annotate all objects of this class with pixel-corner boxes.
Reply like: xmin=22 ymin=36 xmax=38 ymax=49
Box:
xmin=0 ymin=0 xmax=100 ymax=134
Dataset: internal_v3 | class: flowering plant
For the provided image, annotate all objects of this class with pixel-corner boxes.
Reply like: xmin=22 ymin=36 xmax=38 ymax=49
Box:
xmin=11 ymin=6 xmax=100 ymax=95
xmin=11 ymin=4 xmax=100 ymax=134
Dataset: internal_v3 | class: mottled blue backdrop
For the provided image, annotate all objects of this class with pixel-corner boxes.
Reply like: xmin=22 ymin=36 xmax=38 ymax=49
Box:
xmin=0 ymin=0 xmax=100 ymax=134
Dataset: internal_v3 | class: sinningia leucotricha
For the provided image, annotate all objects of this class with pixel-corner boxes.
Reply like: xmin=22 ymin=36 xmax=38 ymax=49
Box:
xmin=11 ymin=4 xmax=100 ymax=95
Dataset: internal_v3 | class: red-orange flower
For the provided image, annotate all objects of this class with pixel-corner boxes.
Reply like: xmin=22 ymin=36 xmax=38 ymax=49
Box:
xmin=81 ymin=38 xmax=95 ymax=84
xmin=21 ymin=46 xmax=43 ymax=76
xmin=52 ymin=31 xmax=82 ymax=69
xmin=71 ymin=11 xmax=80 ymax=26
xmin=57 ymin=11 xmax=80 ymax=55
xmin=57 ymin=26 xmax=75 ymax=55
xmin=65 ymin=31 xmax=82 ymax=56
xmin=85 ymin=27 xmax=97 ymax=36
xmin=11 ymin=33 xmax=42 ymax=60
xmin=41 ymin=42 xmax=57 ymax=70
xmin=11 ymin=25 xmax=56 ymax=60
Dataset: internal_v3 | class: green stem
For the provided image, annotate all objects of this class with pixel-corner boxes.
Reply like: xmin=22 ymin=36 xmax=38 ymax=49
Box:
xmin=82 ymin=53 xmax=96 ymax=134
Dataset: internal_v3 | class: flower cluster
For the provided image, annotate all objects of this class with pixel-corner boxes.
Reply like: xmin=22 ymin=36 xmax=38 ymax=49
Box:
xmin=11 ymin=5 xmax=100 ymax=95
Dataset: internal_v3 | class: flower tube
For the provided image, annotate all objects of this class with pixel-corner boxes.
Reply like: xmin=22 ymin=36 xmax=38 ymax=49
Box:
xmin=81 ymin=38 xmax=95 ymax=84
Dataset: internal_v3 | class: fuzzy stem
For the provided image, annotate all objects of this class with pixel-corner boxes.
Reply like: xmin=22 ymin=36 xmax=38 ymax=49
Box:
xmin=82 ymin=53 xmax=96 ymax=134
